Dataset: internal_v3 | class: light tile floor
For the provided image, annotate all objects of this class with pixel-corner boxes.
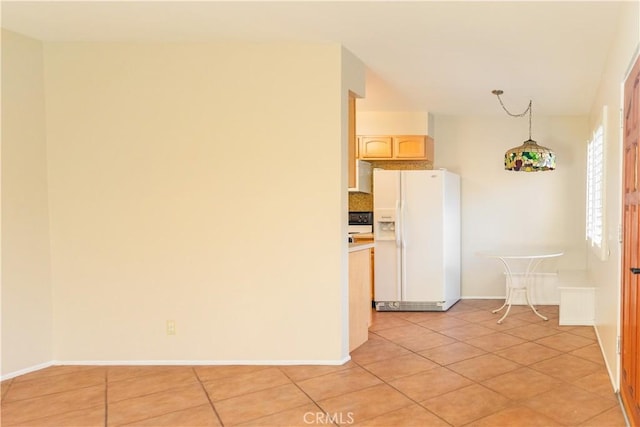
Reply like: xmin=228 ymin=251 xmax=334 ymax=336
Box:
xmin=1 ymin=299 xmax=628 ymax=426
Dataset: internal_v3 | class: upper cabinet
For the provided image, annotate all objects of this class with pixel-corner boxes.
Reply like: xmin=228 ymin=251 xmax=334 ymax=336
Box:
xmin=358 ymin=135 xmax=434 ymax=161
xmin=395 ymin=135 xmax=432 ymax=159
xmin=359 ymin=136 xmax=393 ymax=158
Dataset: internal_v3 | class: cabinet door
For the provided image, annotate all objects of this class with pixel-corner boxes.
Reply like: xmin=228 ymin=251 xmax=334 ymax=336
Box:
xmin=359 ymin=136 xmax=393 ymax=159
xmin=393 ymin=136 xmax=427 ymax=159
xmin=349 ymin=249 xmax=371 ymax=351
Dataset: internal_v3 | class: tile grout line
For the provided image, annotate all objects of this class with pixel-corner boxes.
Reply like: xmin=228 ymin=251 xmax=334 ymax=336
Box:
xmin=367 ymin=307 xmax=616 ymax=425
xmin=1 ymin=378 xmax=14 ymax=402
xmin=1 ymin=302 xmax=623 ymax=427
xmin=364 ymin=329 xmax=523 ymax=425
xmin=192 ymin=367 xmax=226 ymax=427
xmin=363 ymin=325 xmax=522 ymax=425
xmin=371 ymin=324 xmax=600 ymax=371
xmin=108 ymin=368 xmax=219 ymax=426
xmin=1 ymin=383 xmax=105 ymax=404
xmin=0 ymin=389 xmax=106 ymax=426
xmin=278 ymin=368 xmax=340 ymax=427
xmin=351 ymin=356 xmax=454 ymax=426
xmin=104 ymin=368 xmax=108 ymax=427
xmin=424 ymin=310 xmax=600 ymax=361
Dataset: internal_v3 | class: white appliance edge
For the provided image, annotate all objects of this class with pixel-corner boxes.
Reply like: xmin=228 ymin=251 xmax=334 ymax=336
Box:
xmin=373 ymin=169 xmax=461 ymax=311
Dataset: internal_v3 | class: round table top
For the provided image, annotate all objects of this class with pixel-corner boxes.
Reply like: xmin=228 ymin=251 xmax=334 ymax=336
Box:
xmin=476 ymin=248 xmax=564 ymax=259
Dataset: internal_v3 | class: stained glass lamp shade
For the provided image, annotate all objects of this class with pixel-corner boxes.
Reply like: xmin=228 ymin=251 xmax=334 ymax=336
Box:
xmin=504 ymin=139 xmax=556 ymax=171
xmin=492 ymin=89 xmax=556 ymax=172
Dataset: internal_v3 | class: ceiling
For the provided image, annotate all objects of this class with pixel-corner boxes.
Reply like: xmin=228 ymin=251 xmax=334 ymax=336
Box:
xmin=1 ymin=1 xmax=624 ymax=115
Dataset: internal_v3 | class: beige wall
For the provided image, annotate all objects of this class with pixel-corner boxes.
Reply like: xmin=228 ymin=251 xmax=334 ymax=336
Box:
xmin=1 ymin=30 xmax=53 ymax=375
xmin=340 ymin=48 xmax=367 ymax=354
xmin=434 ymin=115 xmax=589 ymax=298
xmin=587 ymin=0 xmax=640 ymax=390
xmin=356 ymin=111 xmax=433 ymax=136
xmin=25 ymin=41 xmax=363 ymax=366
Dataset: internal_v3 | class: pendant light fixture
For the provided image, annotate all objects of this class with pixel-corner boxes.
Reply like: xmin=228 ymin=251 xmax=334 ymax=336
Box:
xmin=492 ymin=89 xmax=556 ymax=172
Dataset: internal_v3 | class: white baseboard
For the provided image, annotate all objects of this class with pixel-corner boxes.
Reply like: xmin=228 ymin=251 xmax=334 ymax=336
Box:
xmin=1 ymin=357 xmax=352 ymax=380
xmin=594 ymin=325 xmax=619 ymax=393
xmin=505 ymin=273 xmax=560 ymax=305
xmin=460 ymin=295 xmax=559 ymax=305
xmin=1 ymin=360 xmax=55 ymax=381
xmin=55 ymin=357 xmax=352 ymax=366
xmin=462 ymin=273 xmax=561 ymax=305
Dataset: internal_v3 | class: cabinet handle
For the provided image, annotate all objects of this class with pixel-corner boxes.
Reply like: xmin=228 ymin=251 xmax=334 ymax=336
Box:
xmin=631 ymin=268 xmax=640 ymax=275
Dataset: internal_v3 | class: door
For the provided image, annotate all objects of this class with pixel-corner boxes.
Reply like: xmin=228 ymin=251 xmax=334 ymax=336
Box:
xmin=401 ymin=170 xmax=444 ymax=301
xmin=621 ymin=53 xmax=640 ymax=427
xmin=373 ymin=170 xmax=401 ymax=301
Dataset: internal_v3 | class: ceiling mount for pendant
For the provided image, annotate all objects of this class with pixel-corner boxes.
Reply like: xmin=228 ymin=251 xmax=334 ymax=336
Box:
xmin=492 ymin=89 xmax=556 ymax=172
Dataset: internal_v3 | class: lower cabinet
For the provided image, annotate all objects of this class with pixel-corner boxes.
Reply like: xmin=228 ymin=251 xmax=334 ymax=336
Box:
xmin=349 ymin=247 xmax=372 ymax=352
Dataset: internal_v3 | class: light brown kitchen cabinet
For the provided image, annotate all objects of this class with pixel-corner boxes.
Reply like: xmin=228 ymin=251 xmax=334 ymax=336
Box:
xmin=358 ymin=135 xmax=434 ymax=161
xmin=395 ymin=135 xmax=430 ymax=159
xmin=359 ymin=136 xmax=393 ymax=159
xmin=349 ymin=247 xmax=371 ymax=352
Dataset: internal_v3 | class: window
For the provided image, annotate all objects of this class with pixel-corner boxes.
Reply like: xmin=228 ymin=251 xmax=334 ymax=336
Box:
xmin=586 ymin=106 xmax=607 ymax=260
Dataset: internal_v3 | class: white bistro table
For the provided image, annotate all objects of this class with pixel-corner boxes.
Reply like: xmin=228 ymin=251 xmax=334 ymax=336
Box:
xmin=477 ymin=248 xmax=564 ymax=324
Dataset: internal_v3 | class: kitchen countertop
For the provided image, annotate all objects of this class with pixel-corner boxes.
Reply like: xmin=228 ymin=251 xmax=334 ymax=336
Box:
xmin=349 ymin=241 xmax=375 ymax=252
xmin=351 ymin=232 xmax=374 ymax=241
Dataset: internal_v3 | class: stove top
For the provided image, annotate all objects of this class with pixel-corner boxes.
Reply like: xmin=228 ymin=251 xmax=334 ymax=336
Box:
xmin=348 ymin=211 xmax=373 ymax=235
xmin=348 ymin=211 xmax=373 ymax=226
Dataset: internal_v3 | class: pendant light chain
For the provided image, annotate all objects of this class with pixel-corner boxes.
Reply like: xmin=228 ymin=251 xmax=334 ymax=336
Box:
xmin=494 ymin=91 xmax=533 ymax=141
xmin=492 ymin=88 xmax=555 ymax=172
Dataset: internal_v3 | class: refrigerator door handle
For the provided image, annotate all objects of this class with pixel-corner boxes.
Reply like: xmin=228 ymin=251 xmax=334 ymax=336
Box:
xmin=395 ymin=200 xmax=402 ymax=248
xmin=400 ymin=198 xmax=407 ymax=300
xmin=395 ymin=199 xmax=403 ymax=300
xmin=400 ymin=199 xmax=406 ymax=249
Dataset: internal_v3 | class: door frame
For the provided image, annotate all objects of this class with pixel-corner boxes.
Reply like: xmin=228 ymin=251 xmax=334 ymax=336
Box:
xmin=619 ymin=43 xmax=640 ymax=423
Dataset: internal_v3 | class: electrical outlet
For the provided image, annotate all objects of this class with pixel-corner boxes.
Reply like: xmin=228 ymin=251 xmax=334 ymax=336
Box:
xmin=166 ymin=320 xmax=176 ymax=335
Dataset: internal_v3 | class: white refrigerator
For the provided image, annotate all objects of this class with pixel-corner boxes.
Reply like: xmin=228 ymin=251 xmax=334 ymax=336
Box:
xmin=373 ymin=169 xmax=460 ymax=311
